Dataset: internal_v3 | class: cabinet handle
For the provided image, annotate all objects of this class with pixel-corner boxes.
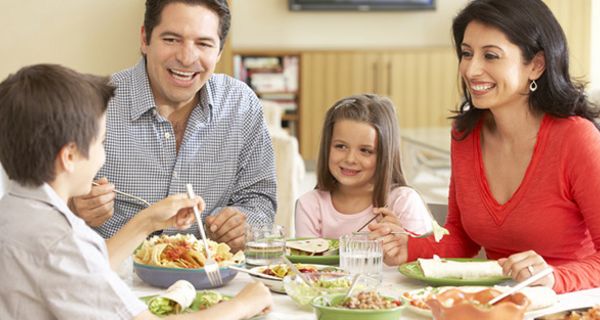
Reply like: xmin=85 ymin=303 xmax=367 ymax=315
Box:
xmin=387 ymin=61 xmax=392 ymax=96
xmin=373 ymin=61 xmax=379 ymax=94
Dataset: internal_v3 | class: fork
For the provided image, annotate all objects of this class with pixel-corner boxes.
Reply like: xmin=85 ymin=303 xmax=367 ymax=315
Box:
xmin=353 ymin=230 xmax=432 ymax=239
xmin=185 ymin=184 xmax=223 ymax=287
xmin=92 ymin=182 xmax=150 ymax=207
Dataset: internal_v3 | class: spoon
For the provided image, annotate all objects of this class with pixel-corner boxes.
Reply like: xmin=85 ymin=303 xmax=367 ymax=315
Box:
xmin=344 ymin=274 xmax=363 ymax=299
xmin=488 ymin=267 xmax=553 ymax=305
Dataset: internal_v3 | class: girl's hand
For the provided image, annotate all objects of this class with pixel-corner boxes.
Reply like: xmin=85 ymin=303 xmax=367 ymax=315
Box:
xmin=498 ymin=250 xmax=555 ymax=288
xmin=140 ymin=194 xmax=205 ymax=232
xmin=367 ymin=221 xmax=408 ymax=266
xmin=373 ymin=207 xmax=400 ymax=225
xmin=233 ymin=281 xmax=273 ymax=319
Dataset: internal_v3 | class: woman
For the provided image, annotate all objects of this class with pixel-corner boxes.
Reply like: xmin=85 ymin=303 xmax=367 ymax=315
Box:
xmin=369 ymin=0 xmax=600 ymax=293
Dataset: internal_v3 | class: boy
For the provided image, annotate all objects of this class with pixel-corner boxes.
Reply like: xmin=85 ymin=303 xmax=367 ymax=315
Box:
xmin=0 ymin=64 xmax=271 ymax=319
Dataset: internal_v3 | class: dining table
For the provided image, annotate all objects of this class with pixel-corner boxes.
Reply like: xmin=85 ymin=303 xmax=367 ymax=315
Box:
xmin=125 ymin=264 xmax=600 ymax=320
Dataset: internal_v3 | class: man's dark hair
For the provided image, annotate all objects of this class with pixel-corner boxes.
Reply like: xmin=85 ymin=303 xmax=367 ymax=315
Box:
xmin=144 ymin=0 xmax=231 ymax=51
xmin=0 ymin=64 xmax=114 ymax=186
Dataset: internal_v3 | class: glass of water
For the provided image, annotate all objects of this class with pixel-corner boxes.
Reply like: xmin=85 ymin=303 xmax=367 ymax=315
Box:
xmin=339 ymin=233 xmax=383 ymax=281
xmin=244 ymin=224 xmax=286 ymax=266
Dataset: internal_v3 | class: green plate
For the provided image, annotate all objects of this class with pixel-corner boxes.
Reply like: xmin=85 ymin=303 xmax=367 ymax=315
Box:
xmin=285 ymin=238 xmax=339 ymax=265
xmin=140 ymin=291 xmax=265 ymax=319
xmin=398 ymin=258 xmax=511 ymax=286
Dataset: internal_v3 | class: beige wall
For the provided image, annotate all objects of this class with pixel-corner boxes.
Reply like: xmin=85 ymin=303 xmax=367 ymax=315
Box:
xmin=231 ymin=0 xmax=470 ymax=49
xmin=0 ymin=0 xmax=144 ymax=79
xmin=591 ymin=0 xmax=600 ymax=90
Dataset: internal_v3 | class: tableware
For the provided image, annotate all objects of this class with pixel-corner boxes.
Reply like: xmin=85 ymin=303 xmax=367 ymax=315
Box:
xmin=92 ymin=181 xmax=150 ymax=206
xmin=283 ymin=272 xmax=357 ymax=309
xmin=426 ymin=288 xmax=530 ymax=320
xmin=311 ymin=293 xmax=405 ymax=320
xmin=133 ymin=261 xmax=241 ymax=289
xmin=402 ymin=285 xmax=557 ymax=317
xmin=227 ymin=265 xmax=281 ymax=281
xmin=186 ymin=184 xmax=222 ymax=287
xmin=285 ymin=238 xmax=339 ymax=265
xmin=535 ymin=305 xmax=600 ymax=319
xmin=247 ymin=263 xmax=345 ymax=293
xmin=353 ymin=230 xmax=432 ymax=238
xmin=245 ymin=224 xmax=286 ymax=266
xmin=489 ymin=267 xmax=553 ymax=305
xmin=140 ymin=291 xmax=266 ymax=319
xmin=339 ymin=233 xmax=383 ymax=280
xmin=398 ymin=258 xmax=511 ymax=286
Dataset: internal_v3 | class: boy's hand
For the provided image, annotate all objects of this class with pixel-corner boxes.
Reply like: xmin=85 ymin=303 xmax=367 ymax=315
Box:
xmin=141 ymin=194 xmax=205 ymax=232
xmin=233 ymin=281 xmax=273 ymax=319
xmin=205 ymin=207 xmax=246 ymax=252
xmin=69 ymin=177 xmax=115 ymax=227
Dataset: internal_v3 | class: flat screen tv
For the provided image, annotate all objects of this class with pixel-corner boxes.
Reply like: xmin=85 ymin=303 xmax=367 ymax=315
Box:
xmin=289 ymin=0 xmax=436 ymax=11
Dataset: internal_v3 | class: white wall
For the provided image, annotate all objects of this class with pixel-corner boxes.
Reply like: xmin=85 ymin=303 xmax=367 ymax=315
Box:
xmin=0 ymin=0 xmax=144 ymax=79
xmin=231 ymin=0 xmax=470 ymax=49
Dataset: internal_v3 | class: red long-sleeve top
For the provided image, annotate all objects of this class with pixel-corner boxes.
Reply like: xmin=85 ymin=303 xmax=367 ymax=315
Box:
xmin=408 ymin=115 xmax=600 ymax=293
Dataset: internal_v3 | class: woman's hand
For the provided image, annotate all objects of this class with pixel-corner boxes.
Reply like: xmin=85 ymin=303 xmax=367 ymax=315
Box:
xmin=367 ymin=221 xmax=409 ymax=266
xmin=498 ymin=250 xmax=555 ymax=288
xmin=140 ymin=194 xmax=206 ymax=232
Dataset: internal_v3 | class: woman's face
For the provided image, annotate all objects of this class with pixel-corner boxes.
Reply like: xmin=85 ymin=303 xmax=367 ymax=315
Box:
xmin=459 ymin=21 xmax=540 ymax=111
xmin=328 ymin=119 xmax=378 ymax=191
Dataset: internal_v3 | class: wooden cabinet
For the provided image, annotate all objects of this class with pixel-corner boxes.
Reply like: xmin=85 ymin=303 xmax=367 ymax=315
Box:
xmin=300 ymin=48 xmax=459 ymax=161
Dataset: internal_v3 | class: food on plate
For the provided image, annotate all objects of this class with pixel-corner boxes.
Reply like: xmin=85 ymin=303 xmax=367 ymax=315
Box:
xmin=426 ymin=288 xmax=530 ymax=320
xmin=404 ymin=286 xmax=556 ymax=314
xmin=537 ymin=305 xmax=600 ymax=320
xmin=147 ymin=280 xmax=196 ymax=315
xmin=418 ymin=255 xmax=503 ymax=279
xmin=260 ymin=263 xmax=340 ymax=279
xmin=402 ymin=286 xmax=444 ymax=311
xmin=337 ymin=291 xmax=402 ymax=310
xmin=283 ymin=273 xmax=353 ymax=308
xmin=134 ymin=234 xmax=244 ymax=269
xmin=286 ymin=238 xmax=339 ymax=256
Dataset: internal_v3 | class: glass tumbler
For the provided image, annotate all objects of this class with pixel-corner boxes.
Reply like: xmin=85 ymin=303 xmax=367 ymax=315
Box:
xmin=244 ymin=224 xmax=286 ymax=266
xmin=339 ymin=233 xmax=383 ymax=281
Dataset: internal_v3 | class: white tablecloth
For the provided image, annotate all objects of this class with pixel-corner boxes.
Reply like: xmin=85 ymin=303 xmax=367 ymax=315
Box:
xmin=126 ymin=265 xmax=600 ymax=319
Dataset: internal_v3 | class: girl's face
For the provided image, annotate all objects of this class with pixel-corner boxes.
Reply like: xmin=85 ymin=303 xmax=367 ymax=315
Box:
xmin=459 ymin=21 xmax=541 ymax=111
xmin=328 ymin=119 xmax=378 ymax=191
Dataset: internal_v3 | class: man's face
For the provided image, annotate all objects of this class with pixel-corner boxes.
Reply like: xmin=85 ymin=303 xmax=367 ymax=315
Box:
xmin=141 ymin=3 xmax=222 ymax=109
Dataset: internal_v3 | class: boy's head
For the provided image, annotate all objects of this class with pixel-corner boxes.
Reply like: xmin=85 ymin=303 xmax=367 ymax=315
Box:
xmin=0 ymin=64 xmax=114 ymax=188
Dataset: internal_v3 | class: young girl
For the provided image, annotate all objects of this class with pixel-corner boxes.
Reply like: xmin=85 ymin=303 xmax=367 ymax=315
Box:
xmin=295 ymin=94 xmax=432 ymax=239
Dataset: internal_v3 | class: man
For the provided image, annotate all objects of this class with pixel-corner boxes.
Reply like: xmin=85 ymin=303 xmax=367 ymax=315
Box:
xmin=70 ymin=0 xmax=276 ymax=252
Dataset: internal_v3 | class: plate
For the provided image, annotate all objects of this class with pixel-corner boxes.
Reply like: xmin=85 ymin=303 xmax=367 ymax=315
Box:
xmin=285 ymin=238 xmax=339 ymax=265
xmin=402 ymin=286 xmax=557 ymax=317
xmin=398 ymin=258 xmax=511 ymax=286
xmin=140 ymin=291 xmax=265 ymax=319
xmin=134 ymin=261 xmax=242 ymax=289
xmin=535 ymin=305 xmax=599 ymax=319
xmin=248 ymin=263 xmax=345 ymax=293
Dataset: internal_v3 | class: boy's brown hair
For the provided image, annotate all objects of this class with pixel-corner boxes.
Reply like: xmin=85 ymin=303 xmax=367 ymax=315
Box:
xmin=0 ymin=64 xmax=114 ymax=187
xmin=316 ymin=93 xmax=407 ymax=207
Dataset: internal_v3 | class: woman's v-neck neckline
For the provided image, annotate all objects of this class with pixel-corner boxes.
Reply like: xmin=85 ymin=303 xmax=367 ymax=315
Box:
xmin=474 ymin=114 xmax=551 ymax=225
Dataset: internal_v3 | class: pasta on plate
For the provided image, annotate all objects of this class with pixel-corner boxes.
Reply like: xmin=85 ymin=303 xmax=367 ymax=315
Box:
xmin=134 ymin=234 xmax=244 ymax=269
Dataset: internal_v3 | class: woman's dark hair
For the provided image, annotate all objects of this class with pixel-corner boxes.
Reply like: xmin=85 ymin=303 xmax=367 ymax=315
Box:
xmin=316 ymin=94 xmax=407 ymax=207
xmin=451 ymin=0 xmax=599 ymax=138
xmin=144 ymin=0 xmax=230 ymax=51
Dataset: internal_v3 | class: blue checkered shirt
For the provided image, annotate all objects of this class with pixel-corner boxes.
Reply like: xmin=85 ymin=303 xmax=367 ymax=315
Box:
xmin=94 ymin=58 xmax=276 ymax=238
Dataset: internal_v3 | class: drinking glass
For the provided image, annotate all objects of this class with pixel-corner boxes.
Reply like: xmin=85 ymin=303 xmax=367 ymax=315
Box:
xmin=244 ymin=224 xmax=286 ymax=266
xmin=339 ymin=233 xmax=383 ymax=281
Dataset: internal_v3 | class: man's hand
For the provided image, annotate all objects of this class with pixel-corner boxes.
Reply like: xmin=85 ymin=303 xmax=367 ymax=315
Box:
xmin=205 ymin=207 xmax=246 ymax=252
xmin=69 ymin=177 xmax=115 ymax=227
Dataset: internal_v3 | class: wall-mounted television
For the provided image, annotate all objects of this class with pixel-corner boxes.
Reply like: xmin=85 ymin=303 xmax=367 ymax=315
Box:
xmin=289 ymin=0 xmax=436 ymax=11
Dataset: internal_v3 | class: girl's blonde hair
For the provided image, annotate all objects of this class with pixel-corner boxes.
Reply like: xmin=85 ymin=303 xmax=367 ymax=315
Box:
xmin=316 ymin=93 xmax=407 ymax=207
